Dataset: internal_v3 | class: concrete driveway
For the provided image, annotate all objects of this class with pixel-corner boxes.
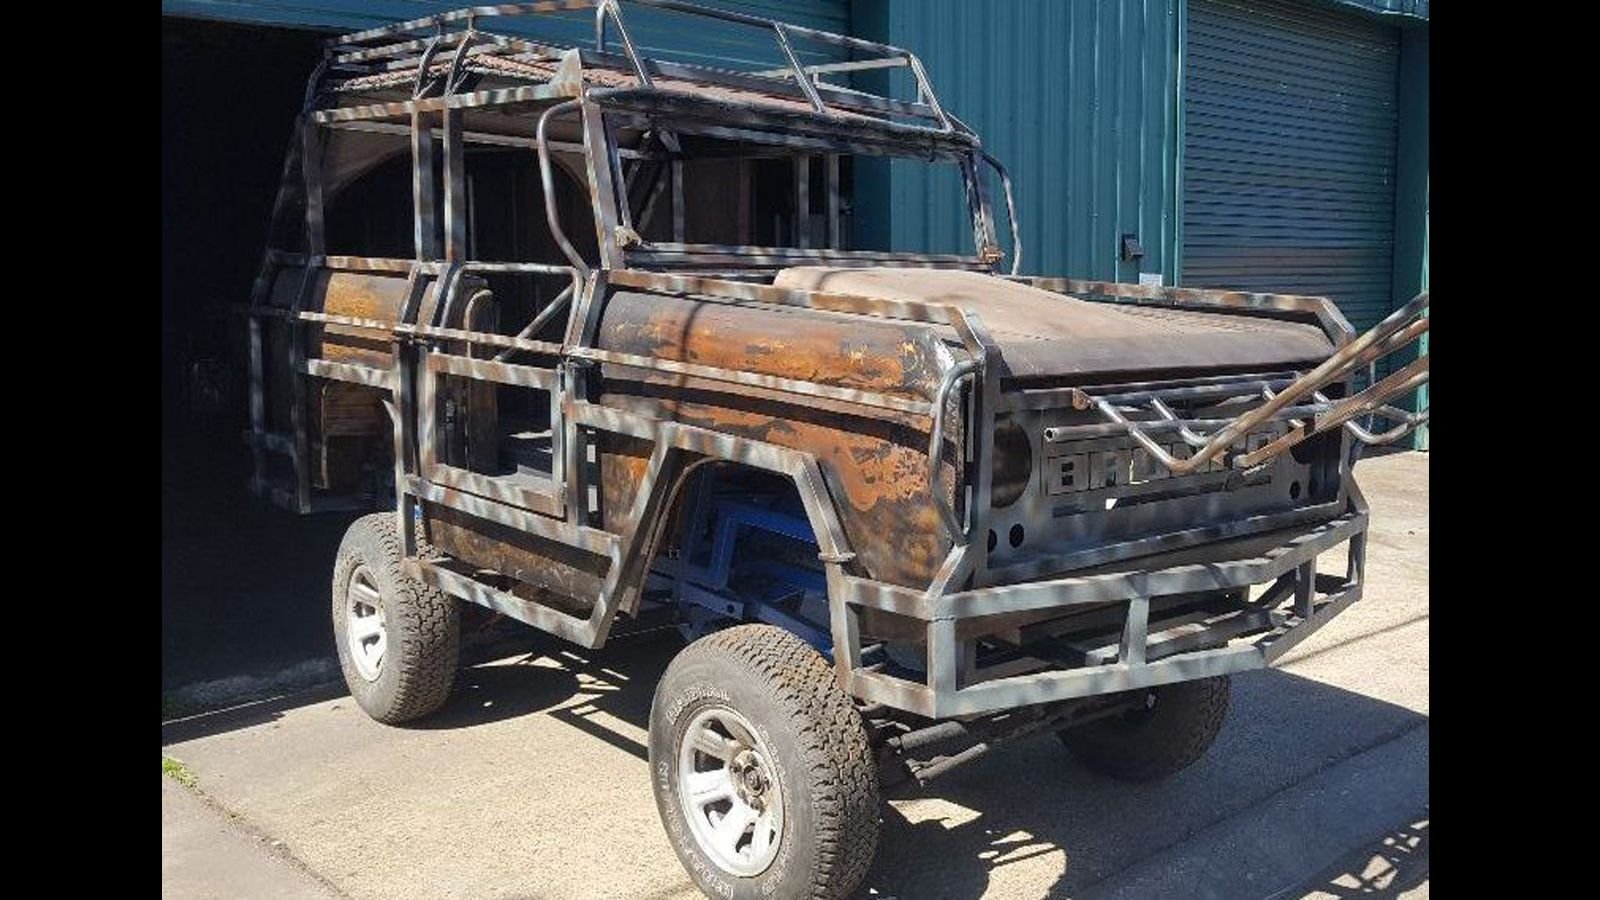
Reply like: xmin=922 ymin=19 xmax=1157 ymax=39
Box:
xmin=162 ymin=451 xmax=1428 ymax=900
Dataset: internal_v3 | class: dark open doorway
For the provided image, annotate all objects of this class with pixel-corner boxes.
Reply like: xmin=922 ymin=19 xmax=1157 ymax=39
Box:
xmin=163 ymin=17 xmax=336 ymax=695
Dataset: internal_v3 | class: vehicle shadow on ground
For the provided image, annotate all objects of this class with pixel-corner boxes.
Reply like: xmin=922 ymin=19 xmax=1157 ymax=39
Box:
xmin=397 ymin=640 xmax=1427 ymax=900
xmin=162 ymin=631 xmax=1427 ymax=900
xmin=1292 ymin=816 xmax=1428 ymax=899
xmin=162 ymin=682 xmax=349 ymax=746
xmin=159 ymin=617 xmax=673 ymax=745
xmin=158 ymin=618 xmax=601 ymax=745
xmin=857 ymin=670 xmax=1427 ymax=900
xmin=409 ymin=627 xmax=682 ymax=755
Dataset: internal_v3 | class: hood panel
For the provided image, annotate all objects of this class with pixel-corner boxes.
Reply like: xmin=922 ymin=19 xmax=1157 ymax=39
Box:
xmin=773 ymin=267 xmax=1336 ymax=381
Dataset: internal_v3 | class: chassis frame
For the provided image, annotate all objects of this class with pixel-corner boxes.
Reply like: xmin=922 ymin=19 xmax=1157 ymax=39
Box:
xmin=242 ymin=0 xmax=1428 ymax=725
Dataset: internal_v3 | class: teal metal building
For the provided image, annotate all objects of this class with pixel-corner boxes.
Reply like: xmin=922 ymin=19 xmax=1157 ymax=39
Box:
xmin=848 ymin=0 xmax=1428 ymax=445
xmin=161 ymin=0 xmax=1429 ymax=445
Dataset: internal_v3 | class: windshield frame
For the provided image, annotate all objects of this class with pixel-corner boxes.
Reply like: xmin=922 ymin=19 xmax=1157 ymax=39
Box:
xmin=590 ymin=98 xmax=1007 ymax=274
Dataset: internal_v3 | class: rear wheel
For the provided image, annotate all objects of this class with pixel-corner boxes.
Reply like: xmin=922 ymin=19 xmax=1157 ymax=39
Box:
xmin=649 ymin=624 xmax=880 ymax=900
xmin=331 ymin=513 xmax=459 ymax=724
xmin=1059 ymin=676 xmax=1231 ymax=782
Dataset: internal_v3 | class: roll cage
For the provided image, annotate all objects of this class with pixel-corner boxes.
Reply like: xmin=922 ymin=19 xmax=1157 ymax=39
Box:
xmin=296 ymin=0 xmax=1021 ymax=276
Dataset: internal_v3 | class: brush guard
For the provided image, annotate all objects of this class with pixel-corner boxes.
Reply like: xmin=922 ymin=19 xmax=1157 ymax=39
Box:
xmin=1062 ymin=292 xmax=1430 ymax=477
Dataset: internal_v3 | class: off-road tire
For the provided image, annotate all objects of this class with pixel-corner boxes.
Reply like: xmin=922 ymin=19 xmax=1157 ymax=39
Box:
xmin=331 ymin=513 xmax=459 ymax=724
xmin=649 ymin=624 xmax=880 ymax=900
xmin=1059 ymin=676 xmax=1231 ymax=782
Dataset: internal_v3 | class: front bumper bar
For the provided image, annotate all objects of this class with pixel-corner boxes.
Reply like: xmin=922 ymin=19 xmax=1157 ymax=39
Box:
xmin=830 ymin=484 xmax=1370 ymax=719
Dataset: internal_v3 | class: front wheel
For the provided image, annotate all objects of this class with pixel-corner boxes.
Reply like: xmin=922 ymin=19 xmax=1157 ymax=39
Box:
xmin=649 ymin=625 xmax=880 ymax=900
xmin=1059 ymin=675 xmax=1232 ymax=782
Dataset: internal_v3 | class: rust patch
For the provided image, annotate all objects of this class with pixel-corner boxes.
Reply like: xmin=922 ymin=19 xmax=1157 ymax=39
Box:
xmin=598 ymin=390 xmax=955 ymax=588
xmin=597 ymin=431 xmax=655 ymax=533
xmin=590 ymin=286 xmax=966 ymax=585
xmin=426 ymin=501 xmax=608 ymax=604
xmin=597 ymin=290 xmax=944 ymax=401
xmin=315 ymin=270 xmax=411 ymax=367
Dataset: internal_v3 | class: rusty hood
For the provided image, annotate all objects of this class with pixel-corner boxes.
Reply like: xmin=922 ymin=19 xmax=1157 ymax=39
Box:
xmin=772 ymin=267 xmax=1337 ymax=383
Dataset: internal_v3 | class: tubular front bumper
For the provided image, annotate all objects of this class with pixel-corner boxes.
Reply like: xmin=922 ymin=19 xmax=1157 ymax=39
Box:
xmin=828 ymin=484 xmax=1371 ymax=719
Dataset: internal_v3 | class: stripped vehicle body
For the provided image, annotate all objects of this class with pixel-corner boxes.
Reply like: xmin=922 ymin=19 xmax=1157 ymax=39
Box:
xmin=244 ymin=0 xmax=1429 ymax=767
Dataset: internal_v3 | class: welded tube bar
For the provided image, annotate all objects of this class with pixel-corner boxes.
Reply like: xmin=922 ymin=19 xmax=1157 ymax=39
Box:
xmin=536 ymin=99 xmax=590 ymax=273
xmin=1236 ymin=356 xmax=1430 ymax=468
xmin=773 ymin=24 xmax=826 ymax=113
xmin=1092 ymin=293 xmax=1428 ymax=475
xmin=982 ymin=152 xmax=1021 ymax=275
xmin=596 ymin=0 xmax=653 ymax=87
xmin=929 ymin=358 xmax=979 ymax=543
xmin=1093 ymin=377 xmax=1301 ymax=407
xmin=750 ymin=57 xmax=909 ymax=79
xmin=494 ymin=283 xmax=576 ymax=361
xmin=1345 ymin=407 xmax=1429 ymax=445
xmin=1045 ymin=403 xmax=1333 ymax=445
xmin=1150 ymin=397 xmax=1210 ymax=447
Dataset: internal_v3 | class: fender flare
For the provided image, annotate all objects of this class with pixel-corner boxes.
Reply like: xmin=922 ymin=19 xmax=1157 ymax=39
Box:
xmin=572 ymin=401 xmax=861 ymax=670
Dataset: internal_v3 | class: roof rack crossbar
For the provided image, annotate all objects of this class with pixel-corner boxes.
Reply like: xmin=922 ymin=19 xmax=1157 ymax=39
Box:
xmin=318 ymin=0 xmax=958 ymax=137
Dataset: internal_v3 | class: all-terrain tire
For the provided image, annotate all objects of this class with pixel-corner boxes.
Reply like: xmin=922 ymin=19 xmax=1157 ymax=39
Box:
xmin=331 ymin=513 xmax=459 ymax=724
xmin=649 ymin=624 xmax=880 ymax=900
xmin=1059 ymin=676 xmax=1231 ymax=782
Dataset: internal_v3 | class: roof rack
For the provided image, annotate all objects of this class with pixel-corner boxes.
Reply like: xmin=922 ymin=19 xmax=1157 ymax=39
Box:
xmin=311 ymin=0 xmax=964 ymax=138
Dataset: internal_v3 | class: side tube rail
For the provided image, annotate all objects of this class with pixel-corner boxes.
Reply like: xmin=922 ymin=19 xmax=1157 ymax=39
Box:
xmin=238 ymin=254 xmax=583 ymax=506
xmin=404 ymin=403 xmax=863 ymax=653
xmin=245 ymin=255 xmax=583 ymax=359
xmin=981 ymin=152 xmax=1020 ymax=276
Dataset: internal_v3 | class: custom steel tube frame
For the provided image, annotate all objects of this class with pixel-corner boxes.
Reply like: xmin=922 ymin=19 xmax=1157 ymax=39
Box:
xmin=242 ymin=0 xmax=1428 ymax=721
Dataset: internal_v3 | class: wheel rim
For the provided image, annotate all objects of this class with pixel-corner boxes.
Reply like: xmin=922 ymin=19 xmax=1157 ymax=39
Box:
xmin=677 ymin=705 xmax=785 ymax=877
xmin=345 ymin=565 xmax=387 ymax=682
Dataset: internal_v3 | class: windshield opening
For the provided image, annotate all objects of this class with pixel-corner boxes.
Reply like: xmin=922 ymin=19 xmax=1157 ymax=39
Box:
xmin=603 ymin=119 xmax=995 ymax=270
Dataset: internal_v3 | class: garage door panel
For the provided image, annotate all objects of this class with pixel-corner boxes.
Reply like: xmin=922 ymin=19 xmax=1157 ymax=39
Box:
xmin=1182 ymin=0 xmax=1400 ymax=335
xmin=1184 ymin=189 xmax=1394 ymax=216
xmin=1187 ymin=109 xmax=1396 ymax=150
xmin=1184 ymin=170 xmax=1395 ymax=195
xmin=1187 ymin=102 xmax=1396 ymax=137
xmin=1185 ymin=45 xmax=1398 ymax=94
xmin=1185 ymin=112 xmax=1397 ymax=153
xmin=1188 ymin=20 xmax=1400 ymax=71
xmin=1184 ymin=137 xmax=1397 ymax=174
xmin=1197 ymin=0 xmax=1400 ymax=46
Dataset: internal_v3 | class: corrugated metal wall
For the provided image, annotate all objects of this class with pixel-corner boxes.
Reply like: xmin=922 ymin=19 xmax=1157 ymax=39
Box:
xmin=853 ymin=0 xmax=1181 ymax=282
xmin=1180 ymin=0 xmax=1400 ymax=332
xmin=161 ymin=1 xmax=852 ymax=69
xmin=1392 ymin=26 xmax=1428 ymax=448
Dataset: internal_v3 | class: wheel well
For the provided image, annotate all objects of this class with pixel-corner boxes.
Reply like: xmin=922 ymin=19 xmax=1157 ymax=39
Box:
xmin=642 ymin=462 xmax=832 ymax=651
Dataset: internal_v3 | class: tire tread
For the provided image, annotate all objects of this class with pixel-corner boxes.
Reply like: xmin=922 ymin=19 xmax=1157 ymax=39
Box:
xmin=665 ymin=624 xmax=879 ymax=899
xmin=1061 ymin=675 xmax=1231 ymax=782
xmin=332 ymin=513 xmax=458 ymax=723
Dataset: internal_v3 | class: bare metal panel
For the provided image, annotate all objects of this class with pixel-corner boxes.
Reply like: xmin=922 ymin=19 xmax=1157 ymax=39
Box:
xmin=774 ymin=267 xmax=1335 ymax=380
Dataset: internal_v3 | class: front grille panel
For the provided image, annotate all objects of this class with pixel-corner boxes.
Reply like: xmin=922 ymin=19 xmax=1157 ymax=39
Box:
xmin=979 ymin=376 xmax=1346 ymax=583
